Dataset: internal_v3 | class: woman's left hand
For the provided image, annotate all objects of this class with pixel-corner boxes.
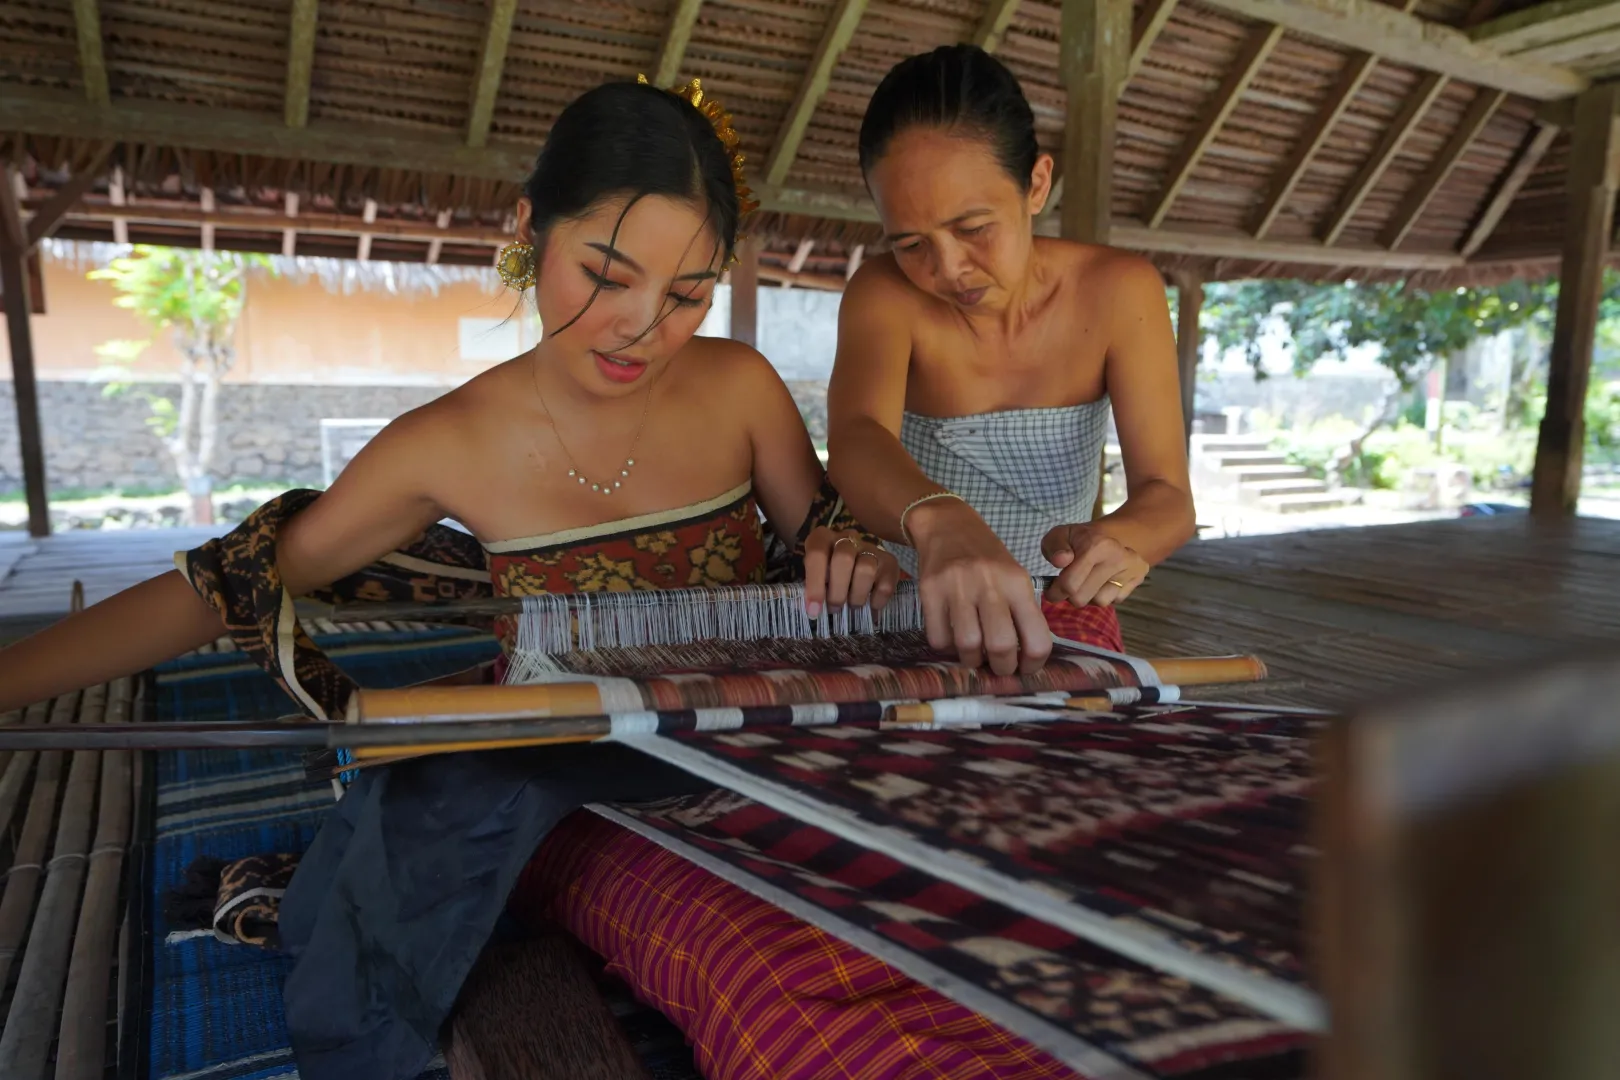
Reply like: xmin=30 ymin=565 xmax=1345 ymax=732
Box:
xmin=802 ymin=527 xmax=900 ymax=619
xmin=1040 ymin=524 xmax=1149 ymax=608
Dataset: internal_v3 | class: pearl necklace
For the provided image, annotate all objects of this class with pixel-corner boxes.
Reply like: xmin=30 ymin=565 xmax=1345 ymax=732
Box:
xmin=530 ymin=357 xmax=653 ymax=496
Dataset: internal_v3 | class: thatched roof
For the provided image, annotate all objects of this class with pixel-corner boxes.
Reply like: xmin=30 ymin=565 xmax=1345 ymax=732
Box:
xmin=1 ymin=0 xmax=1611 ymax=285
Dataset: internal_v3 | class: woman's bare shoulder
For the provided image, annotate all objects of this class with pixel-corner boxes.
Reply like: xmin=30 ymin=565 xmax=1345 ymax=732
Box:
xmin=673 ymin=334 xmax=792 ymax=402
xmin=844 ymin=252 xmax=923 ymax=307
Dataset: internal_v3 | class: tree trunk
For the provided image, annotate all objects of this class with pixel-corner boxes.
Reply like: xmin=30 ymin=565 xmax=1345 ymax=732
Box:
xmin=1330 ymin=382 xmax=1405 ymax=486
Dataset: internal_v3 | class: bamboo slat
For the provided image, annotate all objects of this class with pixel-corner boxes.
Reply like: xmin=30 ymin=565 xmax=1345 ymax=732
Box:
xmin=0 ymin=685 xmax=105 ymax=1079
xmin=0 ymin=691 xmax=79 ymax=991
xmin=55 ymin=678 xmax=134 ymax=1080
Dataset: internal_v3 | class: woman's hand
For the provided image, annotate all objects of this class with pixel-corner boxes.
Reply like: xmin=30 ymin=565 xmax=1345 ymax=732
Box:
xmin=909 ymin=500 xmax=1052 ymax=676
xmin=1041 ymin=524 xmax=1149 ymax=608
xmin=801 ymin=527 xmax=900 ymax=619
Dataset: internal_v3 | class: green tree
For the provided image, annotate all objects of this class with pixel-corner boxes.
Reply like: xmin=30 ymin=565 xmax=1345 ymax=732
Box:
xmin=1201 ymin=277 xmax=1560 ymax=483
xmin=90 ymin=248 xmax=271 ymax=524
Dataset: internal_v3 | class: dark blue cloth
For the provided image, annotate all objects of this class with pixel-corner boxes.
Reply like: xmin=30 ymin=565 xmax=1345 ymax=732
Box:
xmin=148 ymin=629 xmax=497 ymax=1080
xmin=279 ymin=743 xmax=704 ymax=1080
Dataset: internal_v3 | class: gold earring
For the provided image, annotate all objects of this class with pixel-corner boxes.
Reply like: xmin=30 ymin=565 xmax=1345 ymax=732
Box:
xmin=497 ymin=241 xmax=536 ymax=290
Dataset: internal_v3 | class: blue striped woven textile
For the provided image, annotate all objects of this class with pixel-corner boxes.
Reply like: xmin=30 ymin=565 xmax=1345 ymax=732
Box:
xmin=147 ymin=628 xmax=499 ymax=1080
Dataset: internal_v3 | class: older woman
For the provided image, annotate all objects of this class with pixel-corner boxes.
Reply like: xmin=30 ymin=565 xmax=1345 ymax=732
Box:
xmin=828 ymin=43 xmax=1196 ymax=676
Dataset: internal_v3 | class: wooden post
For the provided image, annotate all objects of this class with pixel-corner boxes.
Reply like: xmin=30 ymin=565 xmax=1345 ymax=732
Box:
xmin=729 ymin=238 xmax=760 ymax=349
xmin=1062 ymin=0 xmax=1128 ymax=521
xmin=1059 ymin=0 xmax=1129 ymax=246
xmin=1531 ymin=83 xmax=1620 ymax=519
xmin=0 ymin=167 xmax=51 ymax=538
xmin=1176 ymin=272 xmax=1203 ymax=444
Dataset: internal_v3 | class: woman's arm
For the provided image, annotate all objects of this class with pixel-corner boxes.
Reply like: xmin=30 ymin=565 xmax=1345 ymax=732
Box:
xmin=1041 ymin=256 xmax=1196 ymax=609
xmin=1091 ymin=256 xmax=1196 ymax=563
xmin=824 ymin=264 xmax=943 ymax=540
xmin=739 ymin=342 xmax=900 ymax=616
xmin=0 ymin=406 xmax=460 ymax=713
xmin=827 ymin=264 xmax=1051 ymax=676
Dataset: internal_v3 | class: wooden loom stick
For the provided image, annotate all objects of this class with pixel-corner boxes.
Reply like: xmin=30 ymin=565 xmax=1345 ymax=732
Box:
xmin=346 ymin=652 xmax=1269 ymax=761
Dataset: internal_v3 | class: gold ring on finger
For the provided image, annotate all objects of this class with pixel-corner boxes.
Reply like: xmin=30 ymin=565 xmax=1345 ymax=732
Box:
xmin=833 ymin=536 xmax=857 ymax=551
xmin=1107 ymin=578 xmax=1127 ymax=589
xmin=856 ymin=549 xmax=882 ymax=562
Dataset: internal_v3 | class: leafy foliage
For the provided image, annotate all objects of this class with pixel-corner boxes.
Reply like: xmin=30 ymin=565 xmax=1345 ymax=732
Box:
xmin=1202 ymin=277 xmax=1564 ymax=387
xmin=88 ymin=248 xmax=272 ymax=521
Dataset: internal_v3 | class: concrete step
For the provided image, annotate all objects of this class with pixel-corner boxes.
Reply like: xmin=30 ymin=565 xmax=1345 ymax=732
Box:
xmin=1212 ymin=450 xmax=1291 ymax=467
xmin=1232 ymin=463 xmax=1314 ymax=483
xmin=1260 ymin=491 xmax=1350 ymax=513
xmin=1191 ymin=435 xmax=1272 ymax=453
xmin=1241 ymin=477 xmax=1329 ymax=497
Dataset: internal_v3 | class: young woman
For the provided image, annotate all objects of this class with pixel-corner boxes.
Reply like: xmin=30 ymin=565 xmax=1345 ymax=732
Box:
xmin=829 ymin=45 xmax=1196 ymax=677
xmin=0 ymin=80 xmax=1082 ymax=1080
xmin=0 ymin=80 xmax=896 ymax=716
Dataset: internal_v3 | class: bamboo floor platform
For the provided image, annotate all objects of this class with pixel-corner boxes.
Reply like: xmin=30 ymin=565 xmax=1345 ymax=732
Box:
xmin=0 ymin=515 xmax=1616 ymax=1075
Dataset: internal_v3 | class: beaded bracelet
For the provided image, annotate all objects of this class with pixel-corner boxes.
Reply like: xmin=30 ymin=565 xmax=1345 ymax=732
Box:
xmin=899 ymin=491 xmax=967 ymax=546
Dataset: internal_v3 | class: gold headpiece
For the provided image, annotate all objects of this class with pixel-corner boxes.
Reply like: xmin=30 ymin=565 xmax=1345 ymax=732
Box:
xmin=638 ymin=74 xmax=760 ymax=220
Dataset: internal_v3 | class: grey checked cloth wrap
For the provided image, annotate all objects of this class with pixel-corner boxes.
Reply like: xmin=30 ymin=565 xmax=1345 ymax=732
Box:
xmin=887 ymin=398 xmax=1111 ymax=578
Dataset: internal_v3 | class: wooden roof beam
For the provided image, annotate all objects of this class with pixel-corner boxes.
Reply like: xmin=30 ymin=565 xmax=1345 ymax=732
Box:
xmin=1381 ymin=88 xmax=1506 ymax=249
xmin=974 ymin=0 xmax=1024 ymax=53
xmin=1041 ymin=0 xmax=1181 ymax=221
xmin=760 ymin=185 xmax=1463 ymax=270
xmin=285 ymin=0 xmax=319 ymax=128
xmin=2 ymin=88 xmax=536 ymax=185
xmin=1250 ymin=0 xmax=1421 ymax=239
xmin=763 ymin=0 xmax=870 ymax=189
xmin=1129 ymin=0 xmax=1178 ymax=77
xmin=282 ymin=192 xmax=298 ymax=257
xmin=1194 ymin=0 xmax=1586 ymax=100
xmin=1460 ymin=121 xmax=1558 ymax=256
xmin=1319 ymin=71 xmax=1449 ymax=246
xmin=23 ymin=143 xmax=113 ymax=248
xmin=654 ymin=0 xmax=705 ymax=85
xmin=70 ymin=0 xmax=109 ymax=106
xmin=1144 ymin=24 xmax=1282 ymax=229
xmin=467 ymin=0 xmax=519 ymax=149
xmin=1471 ymin=0 xmax=1620 ymax=54
xmin=786 ymin=237 xmax=815 ymax=272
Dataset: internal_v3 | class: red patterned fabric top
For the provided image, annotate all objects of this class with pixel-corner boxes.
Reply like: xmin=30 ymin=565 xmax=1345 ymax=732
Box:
xmin=483 ymin=481 xmax=768 ymax=651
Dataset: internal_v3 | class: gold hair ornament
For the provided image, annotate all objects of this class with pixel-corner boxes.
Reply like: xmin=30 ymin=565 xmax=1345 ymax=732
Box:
xmin=638 ymin=74 xmax=759 ymax=264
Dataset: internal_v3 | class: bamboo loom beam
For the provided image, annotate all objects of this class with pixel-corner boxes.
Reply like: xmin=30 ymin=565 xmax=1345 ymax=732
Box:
xmin=0 ymin=686 xmax=105 ymax=1079
xmin=56 ymin=679 xmax=134 ymax=1080
xmin=763 ymin=0 xmax=870 ymax=188
xmin=0 ymin=692 xmax=78 ymax=991
xmin=285 ymin=0 xmax=319 ymax=129
xmin=467 ymin=0 xmax=519 ymax=149
xmin=654 ymin=0 xmax=706 ymax=86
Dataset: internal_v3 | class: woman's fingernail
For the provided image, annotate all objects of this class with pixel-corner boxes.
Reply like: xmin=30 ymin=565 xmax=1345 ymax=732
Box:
xmin=806 ymin=601 xmax=822 ymax=619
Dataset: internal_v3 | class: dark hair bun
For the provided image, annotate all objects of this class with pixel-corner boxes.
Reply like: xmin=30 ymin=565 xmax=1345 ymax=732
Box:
xmin=858 ymin=44 xmax=1039 ymax=192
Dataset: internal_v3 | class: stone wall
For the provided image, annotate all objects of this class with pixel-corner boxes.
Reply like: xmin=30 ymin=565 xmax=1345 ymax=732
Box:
xmin=0 ymin=381 xmax=446 ymax=495
xmin=0 ymin=378 xmax=836 ymax=496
